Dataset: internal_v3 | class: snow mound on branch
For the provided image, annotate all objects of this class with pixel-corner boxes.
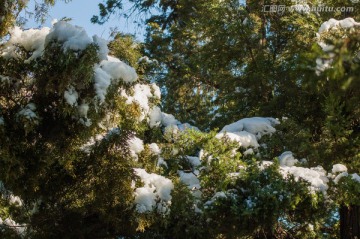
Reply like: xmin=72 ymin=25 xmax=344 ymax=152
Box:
xmin=278 ymin=151 xmax=298 ymax=167
xmin=120 ymin=84 xmax=159 ymax=121
xmin=332 ymin=164 xmax=347 ymax=174
xmin=100 ymin=56 xmax=137 ymax=83
xmin=178 ymin=171 xmax=200 ymax=190
xmin=276 ymin=152 xmax=328 ymax=193
xmin=216 ymin=131 xmax=259 ymax=149
xmin=149 ymin=106 xmax=162 ymax=128
xmin=352 ymin=173 xmax=360 ymax=183
xmin=93 ymin=35 xmax=109 ymax=61
xmin=2 ymin=21 xmax=110 ymax=63
xmin=94 ymin=55 xmax=138 ymax=104
xmin=220 ymin=117 xmax=279 ymax=139
xmin=328 ymin=163 xmax=360 ymax=184
xmin=93 ymin=66 xmax=112 ymax=103
xmin=127 ymin=136 xmax=144 ymax=160
xmin=148 ymin=143 xmax=161 ymax=155
xmin=204 ymin=192 xmax=227 ymax=207
xmin=280 ymin=165 xmax=329 ymax=193
xmin=1 ymin=26 xmax=50 ymax=62
xmin=186 ymin=156 xmax=201 ymax=168
xmin=64 ymin=86 xmax=79 ymax=106
xmin=318 ymin=18 xmax=360 ymax=33
xmin=333 ymin=172 xmax=348 ymax=184
xmin=151 ymin=83 xmax=161 ymax=99
xmin=260 ymin=153 xmax=329 ymax=193
xmin=134 ymin=168 xmax=174 ymax=214
xmin=78 ymin=103 xmax=91 ymax=126
xmin=161 ymin=112 xmax=199 ymax=133
xmin=45 ymin=21 xmax=92 ymax=51
xmin=332 ymin=171 xmax=360 ymax=184
xmin=315 ymin=57 xmax=332 ymax=75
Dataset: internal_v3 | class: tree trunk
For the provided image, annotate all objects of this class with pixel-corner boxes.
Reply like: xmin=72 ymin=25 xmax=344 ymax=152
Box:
xmin=340 ymin=204 xmax=360 ymax=239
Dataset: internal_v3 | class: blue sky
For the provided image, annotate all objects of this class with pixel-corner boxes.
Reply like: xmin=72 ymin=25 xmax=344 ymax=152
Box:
xmin=22 ymin=0 xmax=145 ymax=41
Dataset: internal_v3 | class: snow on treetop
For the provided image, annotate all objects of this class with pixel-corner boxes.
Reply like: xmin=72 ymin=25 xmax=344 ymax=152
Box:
xmin=318 ymin=18 xmax=360 ymax=33
xmin=1 ymin=26 xmax=50 ymax=62
xmin=2 ymin=21 xmax=111 ymax=63
xmin=45 ymin=21 xmax=92 ymax=51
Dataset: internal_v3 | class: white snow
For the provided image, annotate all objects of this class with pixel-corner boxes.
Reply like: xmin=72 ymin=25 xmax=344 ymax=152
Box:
xmin=78 ymin=103 xmax=91 ymax=126
xmin=334 ymin=172 xmax=349 ymax=184
xmin=178 ymin=171 xmax=200 ymax=189
xmin=278 ymin=151 xmax=298 ymax=167
xmin=160 ymin=112 xmax=199 ymax=133
xmin=138 ymin=56 xmax=158 ymax=65
xmin=78 ymin=103 xmax=89 ymax=117
xmin=161 ymin=113 xmax=180 ymax=127
xmin=151 ymin=83 xmax=161 ymax=99
xmin=316 ymin=57 xmax=333 ymax=75
xmin=100 ymin=56 xmax=137 ymax=83
xmin=157 ymin=158 xmax=168 ymax=168
xmin=148 ymin=143 xmax=161 ymax=155
xmin=259 ymin=161 xmax=274 ymax=170
xmin=1 ymin=26 xmax=50 ymax=62
xmin=121 ymin=84 xmax=156 ymax=121
xmin=64 ymin=86 xmax=79 ymax=106
xmin=0 ymin=218 xmax=26 ymax=235
xmin=45 ymin=21 xmax=92 ymax=51
xmin=216 ymin=131 xmax=259 ymax=149
xmin=318 ymin=18 xmax=360 ymax=33
xmin=9 ymin=195 xmax=23 ymax=206
xmin=244 ymin=148 xmax=254 ymax=155
xmin=318 ymin=42 xmax=335 ymax=52
xmin=149 ymin=106 xmax=162 ymax=128
xmin=333 ymin=172 xmax=360 ymax=184
xmin=204 ymin=192 xmax=227 ymax=207
xmin=186 ymin=156 xmax=201 ymax=168
xmin=93 ymin=66 xmax=112 ymax=103
xmin=134 ymin=168 xmax=174 ymax=214
xmin=352 ymin=173 xmax=360 ymax=183
xmin=332 ymin=164 xmax=348 ymax=174
xmin=220 ymin=117 xmax=279 ymax=139
xmin=127 ymin=136 xmax=144 ymax=160
xmin=280 ymin=165 xmax=329 ymax=193
xmin=92 ymin=35 xmax=109 ymax=61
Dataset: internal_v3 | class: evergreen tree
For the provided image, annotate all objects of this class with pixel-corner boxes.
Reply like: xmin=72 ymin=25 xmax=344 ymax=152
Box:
xmin=0 ymin=21 xmax=171 ymax=238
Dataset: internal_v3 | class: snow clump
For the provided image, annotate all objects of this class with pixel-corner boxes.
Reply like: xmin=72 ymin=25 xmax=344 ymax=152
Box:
xmin=134 ymin=168 xmax=174 ymax=214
